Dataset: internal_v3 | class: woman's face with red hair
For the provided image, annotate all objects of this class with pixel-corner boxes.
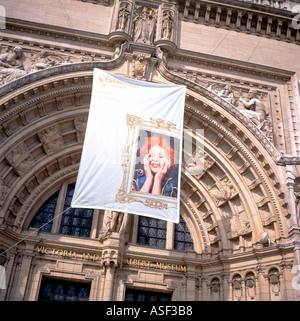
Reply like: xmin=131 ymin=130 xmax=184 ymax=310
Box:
xmin=148 ymin=145 xmax=169 ymax=173
xmin=140 ymin=135 xmax=175 ymax=174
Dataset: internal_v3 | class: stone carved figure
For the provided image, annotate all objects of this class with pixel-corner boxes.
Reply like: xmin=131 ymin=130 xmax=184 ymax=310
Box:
xmin=117 ymin=3 xmax=130 ymax=31
xmin=6 ymin=143 xmax=35 ymax=176
xmin=232 ymin=276 xmax=242 ymax=301
xmin=0 ymin=46 xmax=27 ymax=85
xmin=0 ymin=179 xmax=9 ymax=206
xmin=210 ymin=278 xmax=221 ymax=301
xmin=294 ymin=178 xmax=300 ymax=217
xmin=217 ymin=85 xmax=238 ymax=106
xmin=162 ymin=10 xmax=173 ymax=40
xmin=37 ymin=125 xmax=64 ymax=155
xmin=269 ymin=269 xmax=281 ymax=299
xmin=245 ymin=274 xmax=256 ymax=300
xmin=210 ymin=178 xmax=235 ymax=205
xmin=239 ymin=89 xmax=267 ymax=129
xmin=74 ymin=116 xmax=87 ymax=143
xmin=229 ymin=212 xmax=250 ymax=237
xmin=98 ymin=210 xmax=129 ymax=241
xmin=31 ymin=51 xmax=62 ymax=71
xmin=134 ymin=7 xmax=156 ymax=45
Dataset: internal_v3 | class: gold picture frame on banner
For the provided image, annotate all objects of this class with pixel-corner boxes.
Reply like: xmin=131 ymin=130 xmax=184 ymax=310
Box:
xmin=116 ymin=114 xmax=181 ymax=210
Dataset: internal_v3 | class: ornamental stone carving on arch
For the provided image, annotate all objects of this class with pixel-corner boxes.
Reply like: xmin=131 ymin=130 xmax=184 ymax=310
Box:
xmin=183 ymin=102 xmax=288 ymax=238
xmin=0 ymin=45 xmax=291 ymax=246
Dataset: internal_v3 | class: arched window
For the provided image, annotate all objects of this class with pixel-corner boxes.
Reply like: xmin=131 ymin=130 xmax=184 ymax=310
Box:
xmin=29 ymin=183 xmax=94 ymax=238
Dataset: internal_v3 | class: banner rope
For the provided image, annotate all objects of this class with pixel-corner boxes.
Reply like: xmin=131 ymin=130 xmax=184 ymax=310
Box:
xmin=0 ymin=207 xmax=71 ymax=259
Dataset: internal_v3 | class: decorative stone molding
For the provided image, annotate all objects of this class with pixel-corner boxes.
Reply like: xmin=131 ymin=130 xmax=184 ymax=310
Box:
xmin=179 ymin=0 xmax=300 ymax=44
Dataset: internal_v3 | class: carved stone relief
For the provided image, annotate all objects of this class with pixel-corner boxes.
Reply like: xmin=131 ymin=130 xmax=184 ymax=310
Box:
xmin=209 ymin=177 xmax=236 ymax=205
xmin=232 ymin=275 xmax=242 ymax=301
xmin=210 ymin=278 xmax=221 ymax=301
xmin=180 ymin=74 xmax=274 ymax=140
xmin=203 ymin=82 xmax=271 ymax=134
xmin=130 ymin=45 xmax=158 ymax=81
xmin=0 ymin=46 xmax=28 ymax=86
xmin=37 ymin=125 xmax=64 ymax=155
xmin=0 ymin=179 xmax=9 ymax=206
xmin=162 ymin=10 xmax=173 ymax=40
xmin=5 ymin=142 xmax=35 ymax=176
xmin=74 ymin=116 xmax=88 ymax=144
xmin=245 ymin=273 xmax=256 ymax=300
xmin=98 ymin=210 xmax=129 ymax=241
xmin=268 ymin=268 xmax=281 ymax=300
xmin=133 ymin=6 xmax=157 ymax=45
xmin=117 ymin=2 xmax=131 ymax=32
xmin=0 ymin=45 xmax=101 ymax=87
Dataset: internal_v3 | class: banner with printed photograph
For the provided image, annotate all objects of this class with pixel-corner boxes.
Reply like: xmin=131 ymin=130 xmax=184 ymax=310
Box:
xmin=71 ymin=68 xmax=186 ymax=223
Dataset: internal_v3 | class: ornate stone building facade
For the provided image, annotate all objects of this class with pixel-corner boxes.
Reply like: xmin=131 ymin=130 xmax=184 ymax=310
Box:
xmin=0 ymin=0 xmax=300 ymax=301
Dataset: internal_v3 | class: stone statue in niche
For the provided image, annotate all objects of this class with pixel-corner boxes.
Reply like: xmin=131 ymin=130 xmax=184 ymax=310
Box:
xmin=117 ymin=3 xmax=130 ymax=32
xmin=134 ymin=7 xmax=157 ymax=45
xmin=232 ymin=277 xmax=242 ymax=301
xmin=210 ymin=278 xmax=221 ymax=301
xmin=162 ymin=10 xmax=173 ymax=40
xmin=245 ymin=275 xmax=256 ymax=300
xmin=239 ymin=89 xmax=268 ymax=130
xmin=0 ymin=46 xmax=28 ymax=85
xmin=269 ymin=271 xmax=280 ymax=298
xmin=98 ymin=210 xmax=130 ymax=241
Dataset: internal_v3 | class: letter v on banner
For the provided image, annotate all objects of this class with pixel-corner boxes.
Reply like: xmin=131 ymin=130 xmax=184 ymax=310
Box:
xmin=71 ymin=68 xmax=186 ymax=223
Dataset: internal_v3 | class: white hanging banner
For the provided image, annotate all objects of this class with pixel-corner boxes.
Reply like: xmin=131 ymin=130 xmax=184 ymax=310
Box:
xmin=71 ymin=68 xmax=186 ymax=223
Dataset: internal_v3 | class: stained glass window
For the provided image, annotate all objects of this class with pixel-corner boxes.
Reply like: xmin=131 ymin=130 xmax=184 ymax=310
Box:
xmin=174 ymin=217 xmax=194 ymax=251
xmin=38 ymin=277 xmax=90 ymax=301
xmin=137 ymin=216 xmax=167 ymax=248
xmin=28 ymin=191 xmax=59 ymax=232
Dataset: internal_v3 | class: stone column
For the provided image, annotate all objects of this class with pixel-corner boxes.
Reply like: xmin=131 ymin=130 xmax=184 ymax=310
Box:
xmin=14 ymin=243 xmax=34 ymax=301
xmin=102 ymin=261 xmax=118 ymax=301
xmin=221 ymin=273 xmax=230 ymax=301
xmin=186 ymin=273 xmax=196 ymax=301
xmin=256 ymin=265 xmax=269 ymax=300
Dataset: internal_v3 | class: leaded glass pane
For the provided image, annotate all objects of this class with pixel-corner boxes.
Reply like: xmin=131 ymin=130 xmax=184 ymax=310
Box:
xmin=65 ymin=286 xmax=76 ymax=301
xmin=38 ymin=278 xmax=90 ymax=301
xmin=174 ymin=217 xmax=194 ymax=251
xmin=59 ymin=183 xmax=94 ymax=238
xmin=125 ymin=288 xmax=172 ymax=301
xmin=29 ymin=191 xmax=59 ymax=232
xmin=137 ymin=216 xmax=166 ymax=249
xmin=78 ymin=287 xmax=89 ymax=301
xmin=53 ymin=284 xmax=64 ymax=301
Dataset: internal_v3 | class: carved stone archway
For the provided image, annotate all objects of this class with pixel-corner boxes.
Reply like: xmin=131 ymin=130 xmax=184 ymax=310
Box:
xmin=0 ymin=43 xmax=290 ymax=257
